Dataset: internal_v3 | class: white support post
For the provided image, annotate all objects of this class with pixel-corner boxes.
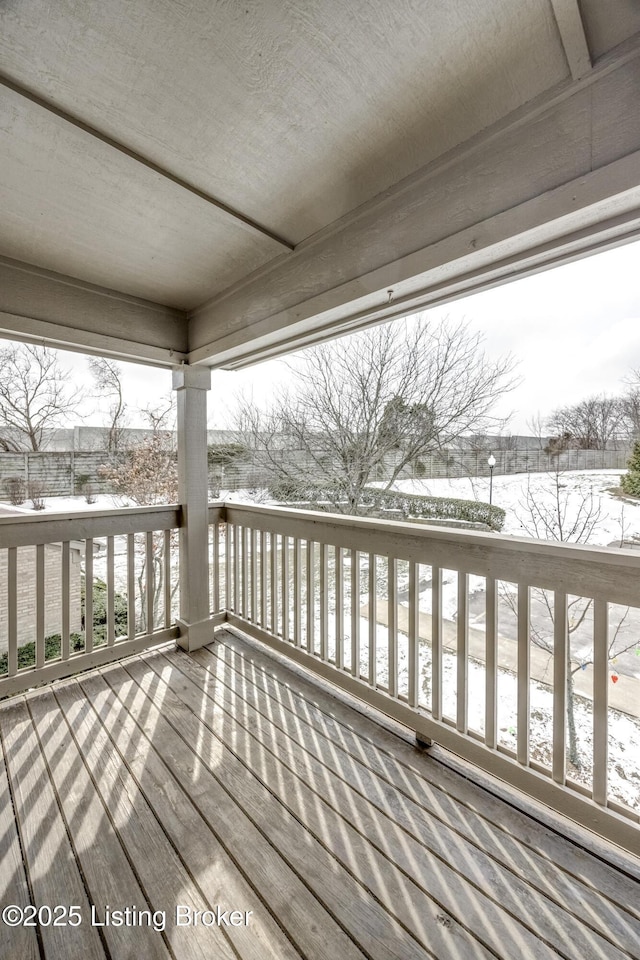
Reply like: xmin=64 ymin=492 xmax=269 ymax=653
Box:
xmin=172 ymin=364 xmax=212 ymax=651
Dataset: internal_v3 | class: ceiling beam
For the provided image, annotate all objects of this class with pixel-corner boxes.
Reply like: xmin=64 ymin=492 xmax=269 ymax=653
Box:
xmin=0 ymin=257 xmax=188 ymax=366
xmin=549 ymin=0 xmax=592 ymax=80
xmin=188 ymin=50 xmax=640 ymax=368
xmin=0 ymin=73 xmax=295 ymax=253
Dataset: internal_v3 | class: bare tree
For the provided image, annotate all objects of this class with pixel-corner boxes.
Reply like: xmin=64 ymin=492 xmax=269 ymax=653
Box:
xmin=620 ymin=369 xmax=640 ymax=441
xmin=236 ymin=317 xmax=518 ymax=512
xmin=503 ymin=470 xmax=635 ymax=769
xmin=546 ymin=394 xmax=624 ymax=450
xmin=98 ymin=401 xmax=178 ymax=633
xmin=0 ymin=343 xmax=83 ymax=451
xmin=89 ymin=357 xmax=128 ymax=452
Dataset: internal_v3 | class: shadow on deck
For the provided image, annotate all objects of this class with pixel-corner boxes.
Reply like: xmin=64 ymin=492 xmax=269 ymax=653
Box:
xmin=1 ymin=629 xmax=639 ymax=960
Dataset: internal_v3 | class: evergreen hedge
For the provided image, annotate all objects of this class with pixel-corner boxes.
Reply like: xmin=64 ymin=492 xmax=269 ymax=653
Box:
xmin=269 ymin=482 xmax=505 ymax=531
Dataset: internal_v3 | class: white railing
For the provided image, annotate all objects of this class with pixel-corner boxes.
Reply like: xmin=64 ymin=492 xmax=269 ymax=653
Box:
xmin=0 ymin=505 xmax=185 ymax=698
xmin=220 ymin=502 xmax=640 ymax=853
xmin=2 ymin=500 xmax=638 ymax=852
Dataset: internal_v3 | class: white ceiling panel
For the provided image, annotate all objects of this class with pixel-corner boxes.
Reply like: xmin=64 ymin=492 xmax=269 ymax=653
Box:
xmin=0 ymin=0 xmax=568 ymax=245
xmin=0 ymin=85 xmax=284 ymax=309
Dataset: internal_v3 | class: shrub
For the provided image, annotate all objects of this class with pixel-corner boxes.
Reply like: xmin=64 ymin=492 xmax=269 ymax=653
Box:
xmin=27 ymin=480 xmax=45 ymax=510
xmin=5 ymin=475 xmax=25 ymax=505
xmin=75 ymin=472 xmax=97 ymax=503
xmin=269 ymin=482 xmax=505 ymax=530
xmin=621 ymin=441 xmax=640 ymax=497
xmin=0 ymin=579 xmax=130 ymax=678
xmin=82 ymin=577 xmax=129 ymax=644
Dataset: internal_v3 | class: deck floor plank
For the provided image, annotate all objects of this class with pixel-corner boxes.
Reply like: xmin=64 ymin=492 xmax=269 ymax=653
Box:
xmin=27 ymin=689 xmax=172 ymax=960
xmin=86 ymin=667 xmax=370 ymax=960
xmin=0 ymin=700 xmax=106 ymax=960
xmin=1 ymin=629 xmax=639 ymax=960
xmin=213 ymin=631 xmax=640 ymax=913
xmin=179 ymin=645 xmax=639 ymax=960
xmin=136 ymin=652 xmax=500 ymax=960
xmin=108 ymin=659 xmax=440 ymax=960
xmin=198 ymin=638 xmax=640 ymax=957
xmin=0 ymin=744 xmax=40 ymax=960
xmin=53 ymin=679 xmax=237 ymax=960
xmin=160 ymin=648 xmax=579 ymax=960
xmin=67 ymin=673 xmax=309 ymax=960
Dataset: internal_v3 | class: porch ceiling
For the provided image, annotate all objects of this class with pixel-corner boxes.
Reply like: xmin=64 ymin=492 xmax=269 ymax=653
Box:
xmin=1 ymin=0 xmax=640 ymax=367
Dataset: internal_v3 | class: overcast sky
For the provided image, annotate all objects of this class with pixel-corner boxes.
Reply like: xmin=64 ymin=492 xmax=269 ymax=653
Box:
xmin=46 ymin=237 xmax=640 ymax=434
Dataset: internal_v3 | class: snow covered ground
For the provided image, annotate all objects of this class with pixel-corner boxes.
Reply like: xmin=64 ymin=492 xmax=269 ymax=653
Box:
xmin=386 ymin=469 xmax=640 ymax=545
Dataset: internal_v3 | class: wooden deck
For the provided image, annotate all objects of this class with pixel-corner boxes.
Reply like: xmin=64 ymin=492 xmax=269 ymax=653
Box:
xmin=1 ymin=630 xmax=639 ymax=960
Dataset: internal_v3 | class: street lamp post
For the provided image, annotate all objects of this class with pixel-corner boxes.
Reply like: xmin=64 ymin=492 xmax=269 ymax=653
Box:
xmin=488 ymin=453 xmax=496 ymax=506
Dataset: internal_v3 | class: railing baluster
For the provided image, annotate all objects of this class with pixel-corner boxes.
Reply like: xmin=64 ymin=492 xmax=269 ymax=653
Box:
xmin=211 ymin=523 xmax=219 ymax=616
xmin=85 ymin=538 xmax=94 ymax=653
xmin=307 ymin=540 xmax=315 ymax=653
xmin=164 ymin=529 xmax=172 ymax=626
xmin=593 ymin=600 xmax=609 ymax=805
xmin=7 ymin=547 xmax=17 ymax=677
xmin=552 ymin=590 xmax=568 ymax=784
xmin=61 ymin=541 xmax=70 ymax=661
xmin=408 ymin=560 xmax=419 ymax=708
xmin=351 ymin=549 xmax=360 ymax=677
xmin=517 ymin=583 xmax=530 ymax=766
xmin=456 ymin=572 xmax=468 ymax=733
xmin=36 ymin=544 xmax=45 ymax=668
xmin=127 ymin=533 xmax=135 ymax=637
xmin=107 ymin=536 xmax=115 ymax=646
xmin=241 ymin=526 xmax=249 ymax=619
xmin=432 ymin=566 xmax=442 ymax=721
xmin=282 ymin=535 xmax=290 ymax=640
xmin=250 ymin=528 xmax=258 ymax=623
xmin=271 ymin=532 xmax=278 ymax=635
xmin=368 ymin=554 xmax=376 ymax=687
xmin=320 ymin=542 xmax=329 ymax=660
xmin=387 ymin=557 xmax=397 ymax=696
xmin=485 ymin=577 xmax=498 ymax=749
xmin=260 ymin=530 xmax=268 ymax=627
xmin=335 ymin=546 xmax=343 ymax=669
xmin=145 ymin=531 xmax=154 ymax=634
xmin=225 ymin=520 xmax=231 ymax=612
xmin=293 ymin=537 xmax=302 ymax=647
xmin=233 ymin=524 xmax=240 ymax=615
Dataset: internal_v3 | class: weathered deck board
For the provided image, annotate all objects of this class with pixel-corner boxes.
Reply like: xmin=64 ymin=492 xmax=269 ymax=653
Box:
xmin=211 ymin=631 xmax=640 ymax=909
xmin=0 ymin=700 xmax=105 ymax=960
xmin=0 ymin=629 xmax=639 ymax=960
xmin=103 ymin=660 xmax=433 ymax=960
xmin=182 ymin=644 xmax=639 ymax=960
xmin=51 ymin=681 xmax=230 ymax=960
xmin=27 ymin=689 xmax=172 ymax=960
xmin=0 ymin=749 xmax=39 ymax=960
xmin=74 ymin=672 xmax=331 ymax=960
xmin=133 ymin=653 xmax=494 ymax=959
xmin=199 ymin=635 xmax=640 ymax=955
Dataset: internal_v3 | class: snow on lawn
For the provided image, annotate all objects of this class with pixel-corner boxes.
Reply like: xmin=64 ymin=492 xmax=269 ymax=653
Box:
xmin=317 ymin=616 xmax=640 ymax=812
xmin=386 ymin=470 xmax=639 ymax=545
xmin=2 ymin=494 xmax=131 ymax=514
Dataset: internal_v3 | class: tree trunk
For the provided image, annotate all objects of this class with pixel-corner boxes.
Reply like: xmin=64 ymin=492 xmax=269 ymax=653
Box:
xmin=566 ymin=665 xmax=580 ymax=768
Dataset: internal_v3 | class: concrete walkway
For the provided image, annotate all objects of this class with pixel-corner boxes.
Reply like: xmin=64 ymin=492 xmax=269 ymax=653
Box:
xmin=363 ymin=600 xmax=640 ymax=718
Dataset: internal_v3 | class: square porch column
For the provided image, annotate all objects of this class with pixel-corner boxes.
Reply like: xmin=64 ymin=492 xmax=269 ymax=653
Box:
xmin=172 ymin=364 xmax=212 ymax=651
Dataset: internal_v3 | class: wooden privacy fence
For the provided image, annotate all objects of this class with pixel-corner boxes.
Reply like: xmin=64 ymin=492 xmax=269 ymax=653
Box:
xmin=1 ymin=500 xmax=638 ymax=852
